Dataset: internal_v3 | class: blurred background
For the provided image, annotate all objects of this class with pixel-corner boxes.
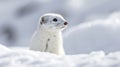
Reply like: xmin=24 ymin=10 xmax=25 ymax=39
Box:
xmin=1 ymin=0 xmax=120 ymax=54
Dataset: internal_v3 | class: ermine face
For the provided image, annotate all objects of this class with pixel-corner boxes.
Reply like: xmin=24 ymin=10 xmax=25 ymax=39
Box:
xmin=40 ymin=13 xmax=68 ymax=31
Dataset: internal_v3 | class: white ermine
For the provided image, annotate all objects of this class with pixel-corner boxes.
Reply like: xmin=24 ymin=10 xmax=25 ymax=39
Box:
xmin=30 ymin=13 xmax=68 ymax=55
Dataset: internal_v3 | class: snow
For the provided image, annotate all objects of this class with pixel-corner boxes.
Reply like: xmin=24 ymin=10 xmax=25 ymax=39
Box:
xmin=64 ymin=12 xmax=120 ymax=54
xmin=0 ymin=44 xmax=10 ymax=52
xmin=0 ymin=44 xmax=120 ymax=67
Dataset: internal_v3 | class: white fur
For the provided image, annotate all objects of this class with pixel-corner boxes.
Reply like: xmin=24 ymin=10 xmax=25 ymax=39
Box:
xmin=30 ymin=13 xmax=67 ymax=55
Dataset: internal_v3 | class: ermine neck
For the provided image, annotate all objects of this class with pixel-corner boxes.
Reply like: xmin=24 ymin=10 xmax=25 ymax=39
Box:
xmin=38 ymin=27 xmax=62 ymax=36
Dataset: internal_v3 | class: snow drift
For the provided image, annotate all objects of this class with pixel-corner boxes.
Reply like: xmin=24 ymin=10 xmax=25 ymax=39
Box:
xmin=0 ymin=44 xmax=120 ymax=67
xmin=64 ymin=12 xmax=120 ymax=54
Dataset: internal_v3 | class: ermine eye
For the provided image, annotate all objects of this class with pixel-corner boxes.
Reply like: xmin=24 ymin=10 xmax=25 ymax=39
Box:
xmin=53 ymin=18 xmax=58 ymax=22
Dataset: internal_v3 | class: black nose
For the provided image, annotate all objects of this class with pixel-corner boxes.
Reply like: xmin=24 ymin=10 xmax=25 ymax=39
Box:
xmin=64 ymin=22 xmax=68 ymax=25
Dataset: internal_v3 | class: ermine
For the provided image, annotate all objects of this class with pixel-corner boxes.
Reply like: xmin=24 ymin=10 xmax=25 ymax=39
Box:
xmin=30 ymin=13 xmax=68 ymax=55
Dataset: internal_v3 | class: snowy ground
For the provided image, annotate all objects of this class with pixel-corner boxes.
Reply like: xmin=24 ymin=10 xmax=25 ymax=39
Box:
xmin=0 ymin=44 xmax=120 ymax=67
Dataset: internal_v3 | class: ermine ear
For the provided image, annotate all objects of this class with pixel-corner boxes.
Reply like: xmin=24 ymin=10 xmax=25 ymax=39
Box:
xmin=40 ymin=17 xmax=44 ymax=25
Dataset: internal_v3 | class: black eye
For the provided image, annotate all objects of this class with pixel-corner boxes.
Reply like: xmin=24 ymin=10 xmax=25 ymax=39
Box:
xmin=53 ymin=18 xmax=58 ymax=22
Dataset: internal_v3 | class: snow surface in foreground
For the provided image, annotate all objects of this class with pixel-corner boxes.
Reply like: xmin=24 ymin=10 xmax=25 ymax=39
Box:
xmin=0 ymin=44 xmax=120 ymax=67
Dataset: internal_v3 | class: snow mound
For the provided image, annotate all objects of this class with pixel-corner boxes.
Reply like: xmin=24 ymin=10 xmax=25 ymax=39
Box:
xmin=0 ymin=44 xmax=120 ymax=67
xmin=0 ymin=44 xmax=10 ymax=52
xmin=64 ymin=12 xmax=120 ymax=54
xmin=0 ymin=46 xmax=73 ymax=67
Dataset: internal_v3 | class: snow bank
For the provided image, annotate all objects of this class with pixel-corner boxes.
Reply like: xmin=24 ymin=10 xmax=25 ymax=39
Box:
xmin=0 ymin=46 xmax=73 ymax=67
xmin=0 ymin=44 xmax=10 ymax=52
xmin=0 ymin=44 xmax=120 ymax=67
xmin=64 ymin=12 xmax=120 ymax=54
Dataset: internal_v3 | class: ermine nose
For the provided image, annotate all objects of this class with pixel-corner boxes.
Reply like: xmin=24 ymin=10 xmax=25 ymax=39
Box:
xmin=64 ymin=22 xmax=68 ymax=25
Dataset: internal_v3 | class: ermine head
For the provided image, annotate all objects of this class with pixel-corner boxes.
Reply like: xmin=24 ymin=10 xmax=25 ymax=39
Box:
xmin=39 ymin=13 xmax=68 ymax=31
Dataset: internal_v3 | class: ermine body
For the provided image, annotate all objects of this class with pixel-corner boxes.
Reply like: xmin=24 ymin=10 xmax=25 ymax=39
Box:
xmin=30 ymin=13 xmax=68 ymax=55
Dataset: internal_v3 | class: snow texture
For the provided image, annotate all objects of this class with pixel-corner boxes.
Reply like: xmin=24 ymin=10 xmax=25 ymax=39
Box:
xmin=0 ymin=44 xmax=120 ymax=67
